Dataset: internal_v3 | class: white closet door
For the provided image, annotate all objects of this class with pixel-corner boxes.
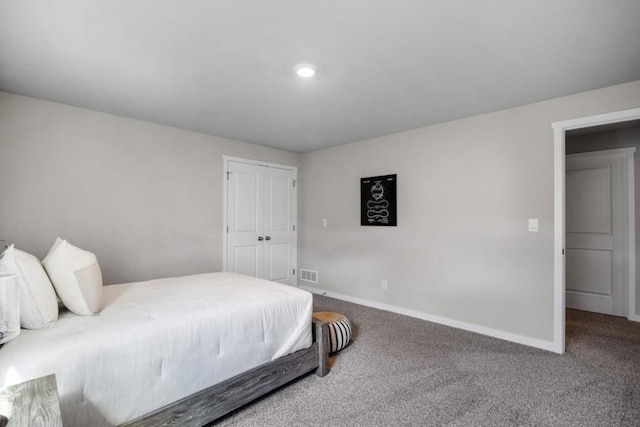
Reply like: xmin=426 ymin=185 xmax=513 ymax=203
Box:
xmin=226 ymin=161 xmax=263 ymax=278
xmin=225 ymin=159 xmax=297 ymax=286
xmin=565 ymin=149 xmax=632 ymax=317
xmin=263 ymin=166 xmax=296 ymax=284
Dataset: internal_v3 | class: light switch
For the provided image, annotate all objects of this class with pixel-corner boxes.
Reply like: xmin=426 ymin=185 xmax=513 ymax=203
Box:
xmin=528 ymin=218 xmax=539 ymax=232
xmin=322 ymin=218 xmax=328 ymax=228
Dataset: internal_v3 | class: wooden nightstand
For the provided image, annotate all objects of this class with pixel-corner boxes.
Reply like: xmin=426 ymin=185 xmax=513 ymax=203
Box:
xmin=0 ymin=374 xmax=63 ymax=426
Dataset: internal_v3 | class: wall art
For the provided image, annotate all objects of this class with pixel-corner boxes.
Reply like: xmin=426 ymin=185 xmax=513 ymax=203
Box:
xmin=360 ymin=174 xmax=397 ymax=226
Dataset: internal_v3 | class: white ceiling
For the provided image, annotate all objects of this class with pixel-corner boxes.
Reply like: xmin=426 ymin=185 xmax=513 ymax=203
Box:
xmin=1 ymin=1 xmax=639 ymax=153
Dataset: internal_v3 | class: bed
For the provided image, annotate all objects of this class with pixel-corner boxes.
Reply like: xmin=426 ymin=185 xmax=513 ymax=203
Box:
xmin=0 ymin=272 xmax=329 ymax=427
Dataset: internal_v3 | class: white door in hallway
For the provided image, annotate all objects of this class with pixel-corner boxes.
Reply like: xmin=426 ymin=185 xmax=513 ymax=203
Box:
xmin=565 ymin=148 xmax=634 ymax=317
xmin=225 ymin=159 xmax=297 ymax=286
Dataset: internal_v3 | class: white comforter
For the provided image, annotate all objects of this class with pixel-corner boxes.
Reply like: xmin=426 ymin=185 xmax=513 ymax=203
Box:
xmin=0 ymin=272 xmax=313 ymax=426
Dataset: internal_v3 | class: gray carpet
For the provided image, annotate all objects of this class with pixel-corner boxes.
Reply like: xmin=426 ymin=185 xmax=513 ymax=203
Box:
xmin=214 ymin=296 xmax=640 ymax=426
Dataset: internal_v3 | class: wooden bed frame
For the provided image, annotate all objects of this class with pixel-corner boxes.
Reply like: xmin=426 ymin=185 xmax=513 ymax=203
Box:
xmin=122 ymin=318 xmax=330 ymax=427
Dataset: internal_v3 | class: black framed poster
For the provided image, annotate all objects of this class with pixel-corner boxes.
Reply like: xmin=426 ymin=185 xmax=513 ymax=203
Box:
xmin=360 ymin=174 xmax=397 ymax=226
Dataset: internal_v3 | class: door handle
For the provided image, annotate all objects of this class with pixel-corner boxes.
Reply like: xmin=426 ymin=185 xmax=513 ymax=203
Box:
xmin=265 ymin=236 xmax=271 ymax=241
xmin=258 ymin=236 xmax=264 ymax=241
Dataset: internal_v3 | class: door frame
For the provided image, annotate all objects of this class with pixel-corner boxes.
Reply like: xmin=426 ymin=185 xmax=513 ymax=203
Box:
xmin=552 ymin=107 xmax=640 ymax=354
xmin=222 ymin=156 xmax=298 ymax=282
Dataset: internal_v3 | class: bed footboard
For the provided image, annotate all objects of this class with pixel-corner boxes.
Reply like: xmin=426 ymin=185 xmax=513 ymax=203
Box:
xmin=313 ymin=317 xmax=330 ymax=377
xmin=122 ymin=319 xmax=329 ymax=427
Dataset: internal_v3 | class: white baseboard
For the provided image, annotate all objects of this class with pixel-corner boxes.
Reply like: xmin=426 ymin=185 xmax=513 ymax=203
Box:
xmin=302 ymin=285 xmax=560 ymax=354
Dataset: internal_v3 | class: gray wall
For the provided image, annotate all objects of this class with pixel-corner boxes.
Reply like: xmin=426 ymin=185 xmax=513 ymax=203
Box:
xmin=2 ymin=80 xmax=639 ymax=346
xmin=0 ymin=92 xmax=300 ymax=285
xmin=298 ymin=80 xmax=640 ymax=343
xmin=567 ymin=125 xmax=640 ymax=316
xmin=566 ymin=126 xmax=640 ymax=154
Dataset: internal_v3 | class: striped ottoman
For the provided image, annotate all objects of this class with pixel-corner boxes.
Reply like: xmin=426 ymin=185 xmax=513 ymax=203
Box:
xmin=312 ymin=311 xmax=352 ymax=353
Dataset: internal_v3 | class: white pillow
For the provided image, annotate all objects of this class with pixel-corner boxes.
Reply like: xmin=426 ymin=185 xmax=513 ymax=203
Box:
xmin=42 ymin=238 xmax=103 ymax=316
xmin=0 ymin=244 xmax=59 ymax=329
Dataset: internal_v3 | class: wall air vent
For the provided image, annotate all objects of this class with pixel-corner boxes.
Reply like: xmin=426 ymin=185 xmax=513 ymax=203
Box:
xmin=300 ymin=269 xmax=318 ymax=283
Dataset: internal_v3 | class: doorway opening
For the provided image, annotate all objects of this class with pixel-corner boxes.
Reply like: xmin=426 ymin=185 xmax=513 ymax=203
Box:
xmin=552 ymin=108 xmax=640 ymax=354
xmin=565 ymin=147 xmax=635 ymax=317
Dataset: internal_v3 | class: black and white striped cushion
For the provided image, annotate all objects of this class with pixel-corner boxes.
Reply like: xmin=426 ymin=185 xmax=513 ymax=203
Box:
xmin=327 ymin=316 xmax=352 ymax=353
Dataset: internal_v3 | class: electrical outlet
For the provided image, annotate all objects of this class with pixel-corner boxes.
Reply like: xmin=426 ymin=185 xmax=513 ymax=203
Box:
xmin=381 ymin=280 xmax=388 ymax=290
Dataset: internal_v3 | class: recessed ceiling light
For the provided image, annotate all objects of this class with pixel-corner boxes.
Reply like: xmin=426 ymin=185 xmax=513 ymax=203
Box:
xmin=295 ymin=63 xmax=317 ymax=78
